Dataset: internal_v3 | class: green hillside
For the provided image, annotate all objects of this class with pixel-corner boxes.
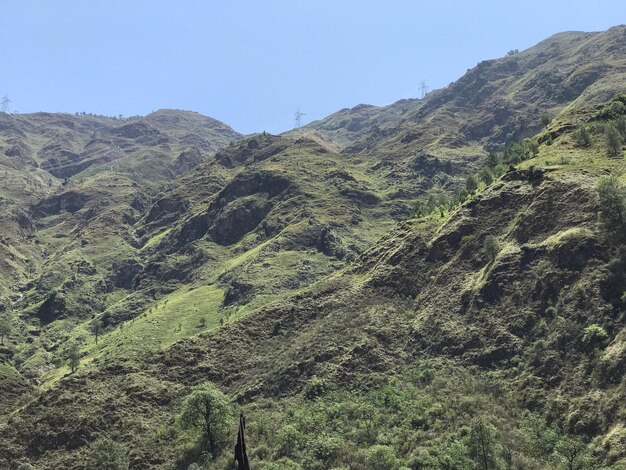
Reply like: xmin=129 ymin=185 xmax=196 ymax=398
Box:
xmin=0 ymin=26 xmax=626 ymax=470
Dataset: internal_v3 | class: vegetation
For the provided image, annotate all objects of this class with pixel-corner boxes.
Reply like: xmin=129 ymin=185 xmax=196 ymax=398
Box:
xmin=606 ymin=125 xmax=623 ymax=158
xmin=178 ymin=382 xmax=233 ymax=458
xmin=597 ymin=173 xmax=626 ymax=232
xmin=483 ymin=235 xmax=501 ymax=262
xmin=83 ymin=437 xmax=129 ymax=470
xmin=65 ymin=341 xmax=81 ymax=373
xmin=89 ymin=318 xmax=104 ymax=344
xmin=0 ymin=316 xmax=11 ymax=343
xmin=2 ymin=26 xmax=626 ymax=470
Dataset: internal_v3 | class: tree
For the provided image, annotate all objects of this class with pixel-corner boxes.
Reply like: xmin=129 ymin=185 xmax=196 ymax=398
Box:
xmin=89 ymin=318 xmax=104 ymax=344
xmin=468 ymin=418 xmax=499 ymax=470
xmin=486 ymin=152 xmax=500 ymax=168
xmin=483 ymin=235 xmax=501 ymax=263
xmin=597 ymin=173 xmax=626 ymax=232
xmin=466 ymin=174 xmax=480 ymax=194
xmin=0 ymin=317 xmax=12 ymax=344
xmin=479 ymin=168 xmax=494 ymax=186
xmin=606 ymin=125 xmax=623 ymax=158
xmin=554 ymin=437 xmax=590 ymax=470
xmin=84 ymin=437 xmax=129 ymax=470
xmin=541 ymin=112 xmax=551 ymax=127
xmin=65 ymin=341 xmax=81 ymax=373
xmin=178 ymin=382 xmax=233 ymax=458
xmin=574 ymin=126 xmax=591 ymax=148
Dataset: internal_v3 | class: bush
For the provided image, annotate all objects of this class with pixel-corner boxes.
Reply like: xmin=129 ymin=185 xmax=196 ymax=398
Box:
xmin=574 ymin=126 xmax=591 ymax=148
xmin=479 ymin=168 xmax=494 ymax=186
xmin=465 ymin=174 xmax=480 ymax=194
xmin=581 ymin=324 xmax=609 ymax=348
xmin=596 ymin=174 xmax=626 ymax=231
xmin=483 ymin=235 xmax=501 ymax=262
xmin=365 ymin=445 xmax=403 ymax=470
xmin=84 ymin=438 xmax=129 ymax=470
xmin=606 ymin=125 xmax=623 ymax=158
xmin=304 ymin=376 xmax=329 ymax=400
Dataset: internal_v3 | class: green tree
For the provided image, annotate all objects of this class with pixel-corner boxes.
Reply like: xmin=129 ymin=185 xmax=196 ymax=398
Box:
xmin=486 ymin=152 xmax=500 ymax=168
xmin=581 ymin=324 xmax=609 ymax=349
xmin=606 ymin=125 xmax=623 ymax=158
xmin=65 ymin=341 xmax=81 ymax=373
xmin=483 ymin=235 xmax=501 ymax=263
xmin=89 ymin=318 xmax=104 ymax=344
xmin=468 ymin=418 xmax=499 ymax=470
xmin=0 ymin=317 xmax=12 ymax=344
xmin=178 ymin=382 xmax=233 ymax=458
xmin=617 ymin=116 xmax=626 ymax=139
xmin=553 ymin=436 xmax=590 ymax=470
xmin=466 ymin=174 xmax=480 ymax=194
xmin=541 ymin=112 xmax=551 ymax=127
xmin=596 ymin=174 xmax=626 ymax=231
xmin=365 ymin=445 xmax=402 ymax=470
xmin=479 ymin=168 xmax=494 ymax=186
xmin=574 ymin=126 xmax=591 ymax=148
xmin=84 ymin=437 xmax=129 ymax=470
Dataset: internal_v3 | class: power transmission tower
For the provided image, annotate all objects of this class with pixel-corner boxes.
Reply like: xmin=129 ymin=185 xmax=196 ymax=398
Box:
xmin=1 ymin=95 xmax=11 ymax=113
xmin=294 ymin=108 xmax=306 ymax=129
xmin=418 ymin=81 xmax=429 ymax=99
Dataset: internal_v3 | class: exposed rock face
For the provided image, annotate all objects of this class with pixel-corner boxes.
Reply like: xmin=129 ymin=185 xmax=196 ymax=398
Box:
xmin=33 ymin=191 xmax=88 ymax=217
xmin=108 ymin=122 xmax=162 ymax=140
xmin=36 ymin=292 xmax=67 ymax=325
xmin=173 ymin=171 xmax=291 ymax=247
xmin=209 ymin=196 xmax=271 ymax=245
xmin=110 ymin=260 xmax=143 ymax=289
xmin=4 ymin=139 xmax=31 ymax=158
xmin=222 ymin=277 xmax=255 ymax=306
xmin=172 ymin=147 xmax=204 ymax=175
xmin=317 ymin=226 xmax=346 ymax=259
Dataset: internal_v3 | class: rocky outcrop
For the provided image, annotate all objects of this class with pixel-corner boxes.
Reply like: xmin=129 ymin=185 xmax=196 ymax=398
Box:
xmin=32 ymin=191 xmax=88 ymax=217
xmin=110 ymin=260 xmax=143 ymax=289
xmin=208 ymin=196 xmax=271 ymax=245
xmin=172 ymin=171 xmax=291 ymax=248
xmin=36 ymin=292 xmax=67 ymax=325
xmin=172 ymin=147 xmax=204 ymax=175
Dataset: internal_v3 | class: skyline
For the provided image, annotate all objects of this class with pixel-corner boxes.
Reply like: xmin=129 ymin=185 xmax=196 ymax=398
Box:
xmin=1 ymin=1 xmax=625 ymax=134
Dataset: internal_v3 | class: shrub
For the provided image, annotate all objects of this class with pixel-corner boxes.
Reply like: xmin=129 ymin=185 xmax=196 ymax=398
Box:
xmin=365 ymin=445 xmax=403 ymax=470
xmin=479 ymin=168 xmax=494 ymax=186
xmin=606 ymin=125 xmax=623 ymax=158
xmin=596 ymin=174 xmax=626 ymax=231
xmin=304 ymin=376 xmax=329 ymax=400
xmin=581 ymin=324 xmax=609 ymax=348
xmin=483 ymin=236 xmax=501 ymax=263
xmin=84 ymin=437 xmax=129 ymax=470
xmin=574 ymin=126 xmax=591 ymax=148
xmin=465 ymin=174 xmax=480 ymax=194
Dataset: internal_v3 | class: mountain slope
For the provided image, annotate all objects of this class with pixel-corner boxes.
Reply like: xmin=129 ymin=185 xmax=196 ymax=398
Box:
xmin=3 ymin=102 xmax=625 ymax=467
xmin=1 ymin=26 xmax=626 ymax=470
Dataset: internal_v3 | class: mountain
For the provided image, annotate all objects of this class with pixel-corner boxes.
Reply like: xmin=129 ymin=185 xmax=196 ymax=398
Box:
xmin=295 ymin=26 xmax=626 ymax=158
xmin=1 ymin=26 xmax=626 ymax=469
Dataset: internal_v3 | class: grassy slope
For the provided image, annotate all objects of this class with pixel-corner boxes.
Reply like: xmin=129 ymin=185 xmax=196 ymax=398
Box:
xmin=0 ymin=26 xmax=626 ymax=470
xmin=1 ymin=98 xmax=625 ymax=469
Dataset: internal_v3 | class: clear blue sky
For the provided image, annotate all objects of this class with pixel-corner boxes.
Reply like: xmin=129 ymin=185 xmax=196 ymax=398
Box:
xmin=1 ymin=1 xmax=624 ymax=134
